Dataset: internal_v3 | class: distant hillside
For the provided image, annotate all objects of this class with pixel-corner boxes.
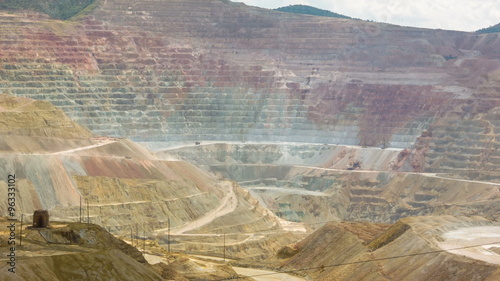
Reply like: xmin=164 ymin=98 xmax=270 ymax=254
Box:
xmin=0 ymin=0 xmax=95 ymax=19
xmin=274 ymin=4 xmax=351 ymax=19
xmin=476 ymin=22 xmax=500 ymax=33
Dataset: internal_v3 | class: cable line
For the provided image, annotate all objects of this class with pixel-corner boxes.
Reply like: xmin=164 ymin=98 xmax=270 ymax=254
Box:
xmin=217 ymin=241 xmax=500 ymax=280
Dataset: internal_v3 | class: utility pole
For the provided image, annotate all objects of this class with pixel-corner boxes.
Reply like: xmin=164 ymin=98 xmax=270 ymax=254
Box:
xmin=143 ymin=226 xmax=146 ymax=254
xmin=131 ymin=227 xmax=134 ymax=247
xmin=223 ymin=232 xmax=226 ymax=262
xmin=87 ymin=201 xmax=90 ymax=224
xmin=167 ymin=217 xmax=171 ymax=253
xmin=80 ymin=197 xmax=82 ymax=223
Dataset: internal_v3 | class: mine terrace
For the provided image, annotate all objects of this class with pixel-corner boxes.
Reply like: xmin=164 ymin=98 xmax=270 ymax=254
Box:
xmin=0 ymin=0 xmax=499 ymax=280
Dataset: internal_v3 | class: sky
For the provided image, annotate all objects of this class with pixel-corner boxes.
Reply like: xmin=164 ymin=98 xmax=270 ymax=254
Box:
xmin=238 ymin=0 xmax=500 ymax=32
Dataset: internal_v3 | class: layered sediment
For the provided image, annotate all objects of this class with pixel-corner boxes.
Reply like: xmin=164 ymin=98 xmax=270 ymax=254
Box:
xmin=274 ymin=216 xmax=500 ymax=281
xmin=0 ymin=219 xmax=163 ymax=281
xmin=1 ymin=2 xmax=500 ymax=277
xmin=0 ymin=0 xmax=498 ymax=159
xmin=0 ymin=95 xmax=288 ymax=261
xmin=162 ymin=143 xmax=500 ymax=225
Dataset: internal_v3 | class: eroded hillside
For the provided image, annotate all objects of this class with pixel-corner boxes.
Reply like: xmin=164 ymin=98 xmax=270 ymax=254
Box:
xmin=0 ymin=95 xmax=298 ymax=268
xmin=1 ymin=0 xmax=500 ymax=279
xmin=0 ymin=0 xmax=498 ymax=153
xmin=273 ymin=216 xmax=500 ymax=281
xmin=160 ymin=142 xmax=500 ymax=225
xmin=0 ymin=219 xmax=163 ymax=280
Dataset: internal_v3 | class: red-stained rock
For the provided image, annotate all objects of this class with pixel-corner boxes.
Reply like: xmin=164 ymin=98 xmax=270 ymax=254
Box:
xmin=0 ymin=0 xmax=499 ymax=174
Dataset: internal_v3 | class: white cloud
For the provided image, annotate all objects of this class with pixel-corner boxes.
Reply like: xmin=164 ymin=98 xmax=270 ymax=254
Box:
xmin=239 ymin=0 xmax=500 ymax=31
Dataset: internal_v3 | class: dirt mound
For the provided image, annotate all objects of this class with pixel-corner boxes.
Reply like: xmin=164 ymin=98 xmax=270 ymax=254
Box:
xmin=0 ymin=219 xmax=162 ymax=280
xmin=0 ymin=0 xmax=498 ymax=150
xmin=274 ymin=216 xmax=500 ymax=280
xmin=0 ymin=94 xmax=92 ymax=139
xmin=0 ymin=95 xmax=295 ymax=270
xmin=25 ymin=222 xmax=146 ymax=263
xmin=275 ymin=221 xmax=389 ymax=280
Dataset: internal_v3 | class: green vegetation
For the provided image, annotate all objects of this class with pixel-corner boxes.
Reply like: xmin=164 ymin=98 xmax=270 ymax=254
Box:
xmin=0 ymin=0 xmax=95 ymax=20
xmin=274 ymin=4 xmax=351 ymax=19
xmin=476 ymin=23 xmax=500 ymax=34
xmin=276 ymin=244 xmax=300 ymax=259
xmin=443 ymin=55 xmax=457 ymax=61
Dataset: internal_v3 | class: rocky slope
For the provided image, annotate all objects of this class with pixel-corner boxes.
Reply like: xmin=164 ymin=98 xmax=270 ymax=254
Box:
xmin=0 ymin=95 xmax=294 ymax=262
xmin=0 ymin=217 xmax=250 ymax=280
xmin=1 ymin=1 xmax=499 ymax=278
xmin=0 ymin=218 xmax=163 ymax=281
xmin=0 ymin=94 xmax=92 ymax=139
xmin=0 ymin=0 xmax=498 ymax=210
xmin=273 ymin=216 xmax=500 ymax=280
xmin=0 ymin=0 xmax=498 ymax=156
xmin=160 ymin=142 xmax=500 ymax=225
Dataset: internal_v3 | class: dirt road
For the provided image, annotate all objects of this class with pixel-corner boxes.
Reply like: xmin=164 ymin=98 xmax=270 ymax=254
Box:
xmin=232 ymin=267 xmax=307 ymax=281
xmin=436 ymin=226 xmax=500 ymax=265
xmin=52 ymin=139 xmax=116 ymax=154
xmin=173 ymin=181 xmax=238 ymax=234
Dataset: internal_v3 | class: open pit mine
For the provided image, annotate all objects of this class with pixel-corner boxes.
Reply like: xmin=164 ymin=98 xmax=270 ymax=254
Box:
xmin=0 ymin=0 xmax=499 ymax=280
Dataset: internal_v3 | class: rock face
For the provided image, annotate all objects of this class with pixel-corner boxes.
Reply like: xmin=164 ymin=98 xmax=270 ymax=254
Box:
xmin=0 ymin=219 xmax=163 ymax=281
xmin=0 ymin=0 xmax=498 ymax=157
xmin=161 ymin=143 xmax=500 ymax=225
xmin=213 ymin=163 xmax=500 ymax=224
xmin=0 ymin=95 xmax=287 ymax=262
xmin=274 ymin=216 xmax=500 ymax=281
xmin=0 ymin=94 xmax=92 ymax=139
xmin=0 ymin=2 xmax=499 ymax=276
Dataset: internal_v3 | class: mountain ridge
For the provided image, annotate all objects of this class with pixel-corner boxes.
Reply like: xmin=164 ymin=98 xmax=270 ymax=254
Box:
xmin=0 ymin=0 xmax=96 ymax=19
xmin=477 ymin=22 xmax=500 ymax=34
xmin=274 ymin=4 xmax=352 ymax=19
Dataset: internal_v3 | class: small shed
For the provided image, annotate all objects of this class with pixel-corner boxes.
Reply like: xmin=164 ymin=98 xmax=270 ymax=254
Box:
xmin=33 ymin=210 xmax=49 ymax=228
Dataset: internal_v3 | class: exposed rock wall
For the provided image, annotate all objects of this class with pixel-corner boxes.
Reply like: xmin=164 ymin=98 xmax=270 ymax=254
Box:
xmin=0 ymin=219 xmax=163 ymax=281
xmin=0 ymin=0 xmax=498 ymax=153
xmin=205 ymin=163 xmax=500 ymax=224
xmin=159 ymin=141 xmax=500 ymax=225
xmin=275 ymin=216 xmax=500 ymax=281
xmin=0 ymin=94 xmax=92 ymax=139
xmin=159 ymin=143 xmax=402 ymax=170
xmin=0 ymin=96 xmax=281 ymax=242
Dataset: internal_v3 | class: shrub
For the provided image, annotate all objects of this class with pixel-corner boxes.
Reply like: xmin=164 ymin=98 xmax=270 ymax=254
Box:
xmin=0 ymin=0 xmax=95 ymax=20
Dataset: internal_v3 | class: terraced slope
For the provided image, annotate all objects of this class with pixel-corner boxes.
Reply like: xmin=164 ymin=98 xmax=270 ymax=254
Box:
xmin=159 ymin=142 xmax=500 ymax=225
xmin=0 ymin=0 xmax=498 ymax=158
xmin=0 ymin=219 xmax=163 ymax=280
xmin=1 ymin=0 xmax=499 ymax=231
xmin=0 ymin=95 xmax=290 ymax=260
xmin=209 ymin=161 xmax=500 ymax=224
xmin=274 ymin=216 xmax=500 ymax=281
